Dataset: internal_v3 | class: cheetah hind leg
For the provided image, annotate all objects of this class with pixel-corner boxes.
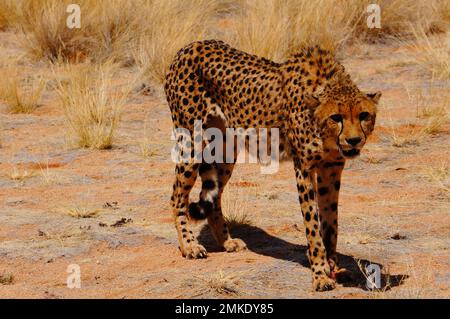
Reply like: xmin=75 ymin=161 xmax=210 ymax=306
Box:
xmin=202 ymin=162 xmax=246 ymax=253
xmin=171 ymin=161 xmax=207 ymax=259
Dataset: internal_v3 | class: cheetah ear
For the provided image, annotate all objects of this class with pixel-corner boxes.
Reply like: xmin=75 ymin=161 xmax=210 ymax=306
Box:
xmin=304 ymin=94 xmax=321 ymax=111
xmin=366 ymin=91 xmax=382 ymax=104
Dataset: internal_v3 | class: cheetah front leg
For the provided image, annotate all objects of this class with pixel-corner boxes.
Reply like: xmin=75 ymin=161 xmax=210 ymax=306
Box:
xmin=171 ymin=162 xmax=207 ymax=259
xmin=316 ymin=162 xmax=350 ymax=280
xmin=294 ymin=157 xmax=336 ymax=291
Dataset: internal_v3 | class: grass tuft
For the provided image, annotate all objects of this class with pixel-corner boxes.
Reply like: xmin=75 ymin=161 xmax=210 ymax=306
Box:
xmin=0 ymin=65 xmax=46 ymax=114
xmin=55 ymin=62 xmax=130 ymax=149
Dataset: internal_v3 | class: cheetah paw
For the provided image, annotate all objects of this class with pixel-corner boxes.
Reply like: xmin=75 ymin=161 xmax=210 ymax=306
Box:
xmin=182 ymin=243 xmax=208 ymax=259
xmin=313 ymin=276 xmax=336 ymax=292
xmin=331 ymin=267 xmax=353 ymax=283
xmin=223 ymin=238 xmax=247 ymax=253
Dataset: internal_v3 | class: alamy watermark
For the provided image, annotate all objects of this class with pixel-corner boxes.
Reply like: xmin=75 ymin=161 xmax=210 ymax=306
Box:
xmin=66 ymin=264 xmax=81 ymax=289
xmin=171 ymin=120 xmax=280 ymax=174
xmin=367 ymin=4 xmax=381 ymax=29
xmin=366 ymin=264 xmax=381 ymax=290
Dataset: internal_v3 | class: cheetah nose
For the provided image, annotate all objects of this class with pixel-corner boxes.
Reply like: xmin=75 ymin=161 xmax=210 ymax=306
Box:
xmin=346 ymin=137 xmax=362 ymax=147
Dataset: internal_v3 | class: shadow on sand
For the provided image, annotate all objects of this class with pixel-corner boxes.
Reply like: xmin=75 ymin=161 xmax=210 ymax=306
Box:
xmin=198 ymin=223 xmax=407 ymax=291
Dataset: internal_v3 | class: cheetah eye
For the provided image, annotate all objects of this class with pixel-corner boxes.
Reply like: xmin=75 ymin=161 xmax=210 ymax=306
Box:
xmin=330 ymin=114 xmax=343 ymax=122
xmin=359 ymin=112 xmax=370 ymax=121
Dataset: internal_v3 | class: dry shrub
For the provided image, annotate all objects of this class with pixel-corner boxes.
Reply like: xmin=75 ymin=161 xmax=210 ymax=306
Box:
xmin=221 ymin=176 xmax=255 ymax=230
xmin=0 ymin=62 xmax=46 ymax=114
xmin=404 ymin=84 xmax=450 ymax=135
xmin=133 ymin=0 xmax=221 ymax=86
xmin=0 ymin=0 xmax=23 ymax=30
xmin=19 ymin=0 xmax=90 ymax=62
xmin=16 ymin=0 xmax=220 ymax=84
xmin=230 ymin=0 xmax=360 ymax=61
xmin=200 ymin=270 xmax=241 ymax=295
xmin=422 ymin=161 xmax=450 ymax=193
xmin=228 ymin=0 xmax=291 ymax=62
xmin=352 ymin=0 xmax=450 ymax=40
xmin=0 ymin=273 xmax=14 ymax=285
xmin=55 ymin=62 xmax=129 ymax=149
xmin=17 ymin=0 xmax=141 ymax=63
xmin=229 ymin=0 xmax=450 ymax=60
xmin=409 ymin=24 xmax=450 ymax=80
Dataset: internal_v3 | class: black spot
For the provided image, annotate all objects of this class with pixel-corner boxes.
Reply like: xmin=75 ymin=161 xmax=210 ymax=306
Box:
xmin=199 ymin=200 xmax=213 ymax=215
xmin=202 ymin=180 xmax=216 ymax=190
xmin=318 ymin=187 xmax=328 ymax=196
xmin=330 ymin=202 xmax=338 ymax=211
xmin=334 ymin=181 xmax=340 ymax=191
xmin=184 ymin=171 xmax=192 ymax=178
xmin=305 ymin=212 xmax=311 ymax=221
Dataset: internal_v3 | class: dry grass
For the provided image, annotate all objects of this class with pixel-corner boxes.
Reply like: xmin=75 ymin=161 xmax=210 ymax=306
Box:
xmin=389 ymin=118 xmax=446 ymax=147
xmin=7 ymin=0 xmax=450 ymax=83
xmin=139 ymin=137 xmax=160 ymax=159
xmin=11 ymin=0 xmax=220 ymax=73
xmin=408 ymin=24 xmax=450 ymax=80
xmin=16 ymin=0 xmax=141 ymax=63
xmin=0 ymin=0 xmax=23 ymax=30
xmin=422 ymin=161 xmax=450 ymax=193
xmin=18 ymin=0 xmax=89 ymax=62
xmin=229 ymin=0 xmax=450 ymax=61
xmin=389 ymin=125 xmax=424 ymax=148
xmin=38 ymin=163 xmax=63 ymax=186
xmin=0 ymin=273 xmax=14 ymax=285
xmin=132 ymin=0 xmax=220 ymax=86
xmin=66 ymin=207 xmax=101 ymax=219
xmin=390 ymin=84 xmax=449 ymax=147
xmin=0 ymin=65 xmax=46 ymax=114
xmin=229 ymin=0 xmax=360 ymax=61
xmin=7 ymin=167 xmax=35 ymax=182
xmin=222 ymin=177 xmax=255 ymax=230
xmin=55 ymin=62 xmax=130 ymax=149
xmin=200 ymin=270 xmax=241 ymax=295
xmin=363 ymin=156 xmax=384 ymax=164
xmin=399 ymin=260 xmax=436 ymax=298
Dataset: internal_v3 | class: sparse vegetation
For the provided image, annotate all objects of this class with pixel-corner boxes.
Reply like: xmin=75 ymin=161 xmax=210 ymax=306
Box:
xmin=38 ymin=163 xmax=63 ymax=186
xmin=0 ymin=65 xmax=46 ymax=113
xmin=67 ymin=207 xmax=101 ymax=219
xmin=422 ymin=161 xmax=450 ymax=192
xmin=222 ymin=177 xmax=255 ymax=229
xmin=409 ymin=23 xmax=450 ymax=80
xmin=0 ymin=273 xmax=14 ymax=285
xmin=55 ymin=62 xmax=129 ymax=149
xmin=7 ymin=167 xmax=35 ymax=183
xmin=389 ymin=125 xmax=424 ymax=148
xmin=200 ymin=270 xmax=241 ymax=295
xmin=132 ymin=0 xmax=220 ymax=86
xmin=229 ymin=0 xmax=359 ymax=61
xmin=230 ymin=0 xmax=450 ymax=60
xmin=16 ymin=0 xmax=142 ymax=63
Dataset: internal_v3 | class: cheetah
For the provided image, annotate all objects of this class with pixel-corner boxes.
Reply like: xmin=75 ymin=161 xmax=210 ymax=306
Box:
xmin=164 ymin=40 xmax=381 ymax=291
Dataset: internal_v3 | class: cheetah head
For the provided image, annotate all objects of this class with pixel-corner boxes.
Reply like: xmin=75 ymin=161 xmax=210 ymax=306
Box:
xmin=306 ymin=89 xmax=381 ymax=160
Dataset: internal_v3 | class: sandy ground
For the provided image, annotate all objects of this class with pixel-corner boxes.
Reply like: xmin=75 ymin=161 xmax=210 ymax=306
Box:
xmin=0 ymin=30 xmax=449 ymax=298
